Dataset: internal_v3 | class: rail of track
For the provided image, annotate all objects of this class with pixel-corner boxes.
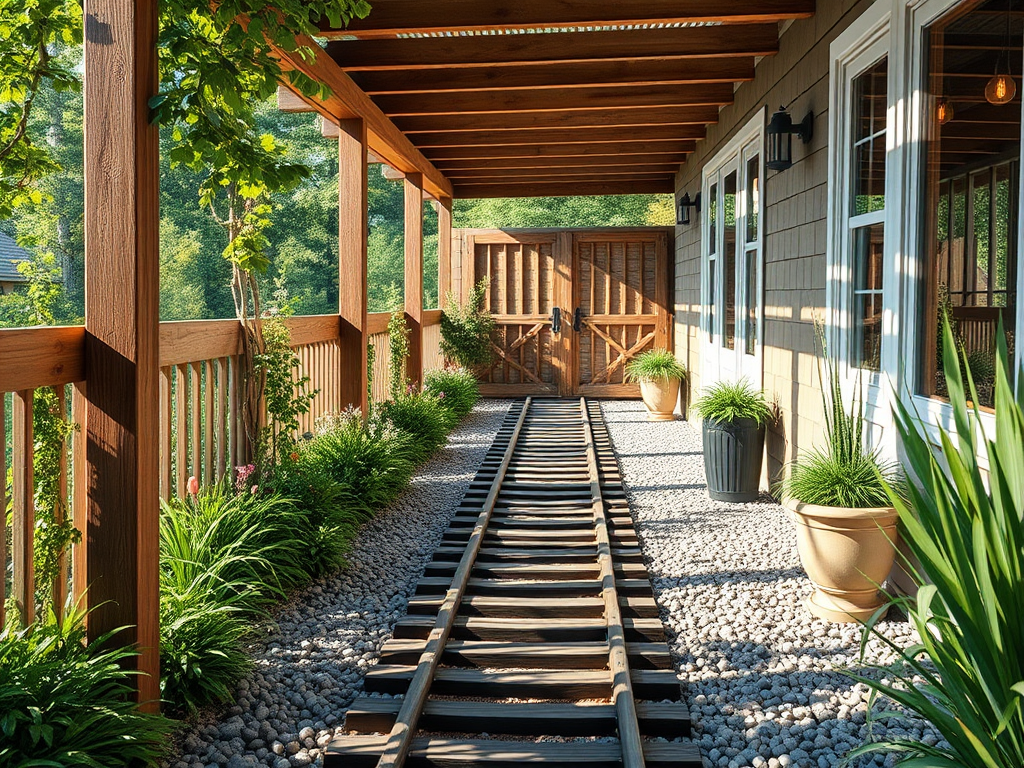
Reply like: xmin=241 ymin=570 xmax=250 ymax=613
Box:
xmin=326 ymin=398 xmax=701 ymax=768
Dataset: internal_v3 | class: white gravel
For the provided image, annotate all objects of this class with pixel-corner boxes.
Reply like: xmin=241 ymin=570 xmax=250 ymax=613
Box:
xmin=599 ymin=400 xmax=943 ymax=768
xmin=164 ymin=400 xmax=512 ymax=768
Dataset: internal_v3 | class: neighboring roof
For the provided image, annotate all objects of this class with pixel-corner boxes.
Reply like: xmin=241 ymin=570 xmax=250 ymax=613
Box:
xmin=0 ymin=232 xmax=30 ymax=283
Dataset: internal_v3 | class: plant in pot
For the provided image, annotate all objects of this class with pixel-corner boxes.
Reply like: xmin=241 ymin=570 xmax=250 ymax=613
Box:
xmin=776 ymin=328 xmax=901 ymax=623
xmin=691 ymin=379 xmax=772 ymax=502
xmin=624 ymin=349 xmax=687 ymax=421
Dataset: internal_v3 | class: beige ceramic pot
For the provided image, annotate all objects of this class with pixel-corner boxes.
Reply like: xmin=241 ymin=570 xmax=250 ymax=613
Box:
xmin=785 ymin=498 xmax=898 ymax=623
xmin=639 ymin=377 xmax=680 ymax=421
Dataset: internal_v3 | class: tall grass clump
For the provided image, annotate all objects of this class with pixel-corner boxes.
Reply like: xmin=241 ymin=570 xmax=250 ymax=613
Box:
xmin=777 ymin=324 xmax=899 ymax=508
xmin=378 ymin=392 xmax=451 ymax=460
xmin=624 ymin=348 xmax=687 ymax=382
xmin=0 ymin=605 xmax=171 ymax=766
xmin=691 ymin=378 xmax=772 ymax=424
xmin=424 ymin=367 xmax=480 ymax=424
xmin=847 ymin=318 xmax=1024 ymax=767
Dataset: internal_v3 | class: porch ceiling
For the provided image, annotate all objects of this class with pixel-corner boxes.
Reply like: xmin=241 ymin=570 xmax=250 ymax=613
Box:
xmin=299 ymin=1 xmax=816 ymax=198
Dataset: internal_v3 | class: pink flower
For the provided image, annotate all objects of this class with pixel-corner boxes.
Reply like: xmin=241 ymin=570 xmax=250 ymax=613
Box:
xmin=235 ymin=464 xmax=256 ymax=493
xmin=250 ymin=485 xmax=259 ymax=495
xmin=437 ymin=391 xmax=446 ymax=400
xmin=187 ymin=476 xmax=200 ymax=497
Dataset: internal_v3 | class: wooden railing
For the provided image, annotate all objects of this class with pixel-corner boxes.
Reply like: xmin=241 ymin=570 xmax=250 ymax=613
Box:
xmin=0 ymin=311 xmax=443 ymax=626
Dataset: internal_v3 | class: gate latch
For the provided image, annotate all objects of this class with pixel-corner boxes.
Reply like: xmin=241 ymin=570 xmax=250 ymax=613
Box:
xmin=551 ymin=306 xmax=562 ymax=334
xmin=573 ymin=307 xmax=583 ymax=332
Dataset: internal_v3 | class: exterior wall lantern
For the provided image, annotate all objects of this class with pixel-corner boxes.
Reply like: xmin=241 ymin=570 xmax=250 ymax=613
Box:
xmin=676 ymin=192 xmax=701 ymax=225
xmin=766 ymin=106 xmax=814 ymax=171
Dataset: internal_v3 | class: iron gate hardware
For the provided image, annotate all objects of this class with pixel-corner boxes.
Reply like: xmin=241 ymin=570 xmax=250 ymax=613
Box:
xmin=551 ymin=306 xmax=562 ymax=334
xmin=573 ymin=307 xmax=583 ymax=333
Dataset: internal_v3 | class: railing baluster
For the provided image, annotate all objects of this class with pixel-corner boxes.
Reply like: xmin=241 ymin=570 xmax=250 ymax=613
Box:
xmin=176 ymin=364 xmax=188 ymax=498
xmin=204 ymin=359 xmax=215 ymax=484
xmin=229 ymin=355 xmax=239 ymax=475
xmin=190 ymin=361 xmax=201 ymax=484
xmin=12 ymin=389 xmax=35 ymax=625
xmin=72 ymin=383 xmax=87 ymax=601
xmin=55 ymin=386 xmax=69 ymax=616
xmin=217 ymin=357 xmax=228 ymax=481
xmin=160 ymin=367 xmax=172 ymax=500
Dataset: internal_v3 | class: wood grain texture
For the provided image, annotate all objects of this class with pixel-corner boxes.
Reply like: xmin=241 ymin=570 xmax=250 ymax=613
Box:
xmin=426 ymin=141 xmax=695 ymax=161
xmin=327 ymin=25 xmax=780 ymax=70
xmin=338 ymin=118 xmax=369 ymax=413
xmin=436 ymin=155 xmax=688 ymax=172
xmin=454 ymin=180 xmax=674 ymax=198
xmin=12 ymin=390 xmax=34 ymax=624
xmin=0 ymin=326 xmax=86 ymax=391
xmin=396 ymin=105 xmax=721 ymax=133
xmin=405 ymin=174 xmax=424 ymax=385
xmin=353 ymin=57 xmax=755 ymax=95
xmin=82 ymin=0 xmax=161 ymax=708
xmin=325 ymin=0 xmax=814 ymax=37
xmin=411 ymin=124 xmax=706 ymax=148
xmin=438 ymin=197 xmax=453 ymax=305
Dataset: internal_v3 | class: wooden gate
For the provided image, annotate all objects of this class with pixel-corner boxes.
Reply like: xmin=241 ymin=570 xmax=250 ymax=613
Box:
xmin=459 ymin=228 xmax=672 ymax=397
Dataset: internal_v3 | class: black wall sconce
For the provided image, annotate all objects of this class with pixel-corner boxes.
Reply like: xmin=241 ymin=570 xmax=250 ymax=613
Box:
xmin=766 ymin=105 xmax=814 ymax=171
xmin=676 ymin=192 xmax=701 ymax=225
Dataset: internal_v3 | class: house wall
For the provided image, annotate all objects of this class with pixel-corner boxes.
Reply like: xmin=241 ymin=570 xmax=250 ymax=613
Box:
xmin=674 ymin=0 xmax=877 ymax=480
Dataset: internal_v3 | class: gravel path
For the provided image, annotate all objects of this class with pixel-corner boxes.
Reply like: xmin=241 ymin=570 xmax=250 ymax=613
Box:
xmin=165 ymin=400 xmax=512 ymax=768
xmin=600 ymin=400 xmax=942 ymax=768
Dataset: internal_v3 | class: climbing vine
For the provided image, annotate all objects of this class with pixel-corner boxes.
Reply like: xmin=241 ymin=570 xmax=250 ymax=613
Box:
xmin=388 ymin=311 xmax=410 ymax=400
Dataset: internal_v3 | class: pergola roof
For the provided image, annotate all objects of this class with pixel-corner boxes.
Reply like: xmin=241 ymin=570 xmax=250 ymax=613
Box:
xmin=279 ymin=1 xmax=815 ymax=198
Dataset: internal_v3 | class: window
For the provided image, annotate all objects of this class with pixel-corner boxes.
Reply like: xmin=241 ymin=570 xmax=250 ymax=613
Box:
xmin=916 ymin=0 xmax=1021 ymax=409
xmin=722 ymin=171 xmax=738 ymax=351
xmin=744 ymin=154 xmax=760 ymax=356
xmin=849 ymin=57 xmax=888 ymax=371
xmin=707 ymin=182 xmax=718 ymax=343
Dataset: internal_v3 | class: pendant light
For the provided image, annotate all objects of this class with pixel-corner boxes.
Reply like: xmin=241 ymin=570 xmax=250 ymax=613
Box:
xmin=986 ymin=0 xmax=1017 ymax=105
xmin=936 ymin=97 xmax=954 ymax=124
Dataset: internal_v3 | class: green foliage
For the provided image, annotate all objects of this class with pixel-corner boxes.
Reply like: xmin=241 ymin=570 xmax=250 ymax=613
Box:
xmin=0 ymin=604 xmax=170 ymax=767
xmin=847 ymin=318 xmax=1024 ymax=767
xmin=439 ymin=280 xmax=495 ymax=370
xmin=776 ymin=325 xmax=898 ymax=508
xmin=691 ymin=379 xmax=772 ymax=425
xmin=388 ymin=310 xmax=411 ymax=397
xmin=624 ymin=349 xmax=687 ymax=383
xmin=424 ymin=368 xmax=480 ymax=424
xmin=453 ymin=194 xmax=675 ymax=228
xmin=0 ymin=0 xmax=82 ymax=218
xmin=378 ymin=392 xmax=451 ymax=462
xmin=307 ymin=411 xmax=417 ymax=511
xmin=255 ymin=315 xmax=315 ymax=462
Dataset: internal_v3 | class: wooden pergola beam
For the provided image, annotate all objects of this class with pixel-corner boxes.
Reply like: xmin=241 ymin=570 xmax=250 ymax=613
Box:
xmin=445 ymin=165 xmax=681 ymax=179
xmin=268 ymin=36 xmax=453 ymax=200
xmin=396 ymin=105 xmax=721 ymax=133
xmin=374 ymin=83 xmax=735 ymax=116
xmin=323 ymin=0 xmax=814 ymax=37
xmin=338 ymin=118 xmax=369 ymax=414
xmin=426 ymin=141 xmax=696 ymax=161
xmin=411 ymin=124 xmax=707 ymax=148
xmin=453 ymin=179 xmax=675 ymax=198
xmin=352 ymin=57 xmax=755 ymax=94
xmin=452 ymin=173 xmax=677 ymax=186
xmin=405 ymin=174 xmax=424 ymax=385
xmin=434 ymin=154 xmax=691 ymax=171
xmin=327 ymin=25 xmax=779 ymax=70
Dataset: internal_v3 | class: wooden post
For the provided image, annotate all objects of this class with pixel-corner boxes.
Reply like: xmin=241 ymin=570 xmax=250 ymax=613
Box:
xmin=438 ymin=196 xmax=453 ymax=302
xmin=405 ymin=173 xmax=424 ymax=386
xmin=82 ymin=0 xmax=161 ymax=709
xmin=339 ymin=118 xmax=369 ymax=414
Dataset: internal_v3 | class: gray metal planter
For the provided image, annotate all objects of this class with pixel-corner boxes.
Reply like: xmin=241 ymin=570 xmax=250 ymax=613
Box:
xmin=702 ymin=417 xmax=765 ymax=502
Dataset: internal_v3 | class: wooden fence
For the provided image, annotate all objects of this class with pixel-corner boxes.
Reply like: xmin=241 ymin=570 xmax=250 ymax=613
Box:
xmin=0 ymin=311 xmax=443 ymax=627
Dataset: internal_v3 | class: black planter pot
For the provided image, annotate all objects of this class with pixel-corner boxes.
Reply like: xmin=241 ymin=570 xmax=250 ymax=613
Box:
xmin=702 ymin=417 xmax=765 ymax=502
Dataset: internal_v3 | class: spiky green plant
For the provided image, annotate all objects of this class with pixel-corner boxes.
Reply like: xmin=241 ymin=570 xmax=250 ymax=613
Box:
xmin=691 ymin=378 xmax=772 ymax=425
xmin=0 ymin=603 xmax=171 ymax=766
xmin=847 ymin=318 xmax=1024 ymax=767
xmin=378 ymin=392 xmax=451 ymax=461
xmin=439 ymin=280 xmax=495 ymax=369
xmin=424 ymin=367 xmax=480 ymax=424
xmin=624 ymin=349 xmax=687 ymax=383
xmin=776 ymin=324 xmax=898 ymax=508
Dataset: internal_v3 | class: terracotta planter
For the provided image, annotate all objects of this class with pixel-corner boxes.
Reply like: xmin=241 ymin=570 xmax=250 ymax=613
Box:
xmin=639 ymin=377 xmax=680 ymax=421
xmin=785 ymin=498 xmax=898 ymax=623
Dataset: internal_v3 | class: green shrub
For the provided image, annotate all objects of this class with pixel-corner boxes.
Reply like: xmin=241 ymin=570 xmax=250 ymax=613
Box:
xmin=624 ymin=348 xmax=687 ymax=382
xmin=776 ymin=325 xmax=898 ymax=508
xmin=308 ymin=411 xmax=417 ymax=510
xmin=691 ymin=378 xmax=772 ymax=425
xmin=439 ymin=281 xmax=494 ymax=369
xmin=0 ymin=606 xmax=171 ymax=766
xmin=377 ymin=391 xmax=450 ymax=462
xmin=848 ymin=319 xmax=1024 ymax=767
xmin=424 ymin=367 xmax=480 ymax=424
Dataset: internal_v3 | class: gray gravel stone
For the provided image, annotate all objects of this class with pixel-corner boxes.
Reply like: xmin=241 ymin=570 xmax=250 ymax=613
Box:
xmin=163 ymin=401 xmax=511 ymax=768
xmin=599 ymin=401 xmax=943 ymax=768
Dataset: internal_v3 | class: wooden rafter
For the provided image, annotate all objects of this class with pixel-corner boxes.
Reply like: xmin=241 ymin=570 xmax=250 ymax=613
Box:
xmin=321 ymin=0 xmax=815 ymax=38
xmin=454 ymin=180 xmax=675 ymax=199
xmin=409 ymin=124 xmax=707 ymax=148
xmin=396 ymin=105 xmax=721 ymax=133
xmin=434 ymin=154 xmax=690 ymax=172
xmin=326 ymin=25 xmax=779 ymax=70
xmin=352 ymin=57 xmax=755 ymax=94
xmin=425 ymin=141 xmax=696 ymax=161
xmin=445 ymin=165 xmax=680 ymax=180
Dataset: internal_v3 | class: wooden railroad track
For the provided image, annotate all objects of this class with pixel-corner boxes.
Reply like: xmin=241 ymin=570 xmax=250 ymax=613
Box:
xmin=326 ymin=398 xmax=701 ymax=768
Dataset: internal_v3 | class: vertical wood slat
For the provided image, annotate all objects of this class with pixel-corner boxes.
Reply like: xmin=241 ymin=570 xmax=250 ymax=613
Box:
xmin=204 ymin=360 xmax=214 ymax=483
xmin=229 ymin=356 xmax=240 ymax=473
xmin=0 ymin=394 xmax=6 ymax=628
xmin=71 ymin=383 xmax=87 ymax=603
xmin=190 ymin=362 xmax=201 ymax=484
xmin=12 ymin=389 xmax=35 ymax=624
xmin=217 ymin=358 xmax=228 ymax=479
xmin=55 ymin=386 xmax=69 ymax=616
xmin=160 ymin=367 xmax=171 ymax=500
xmin=176 ymin=364 xmax=188 ymax=497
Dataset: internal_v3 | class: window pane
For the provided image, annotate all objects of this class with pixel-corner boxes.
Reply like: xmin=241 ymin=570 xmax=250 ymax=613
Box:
xmin=851 ymin=57 xmax=888 ymax=216
xmin=746 ymin=155 xmax=760 ymax=243
xmin=722 ymin=171 xmax=737 ymax=350
xmin=852 ymin=222 xmax=884 ymax=371
xmin=708 ymin=183 xmax=718 ymax=256
xmin=972 ymin=170 xmax=991 ymax=305
xmin=745 ymin=247 xmax=757 ymax=356
xmin=708 ymin=265 xmax=716 ymax=340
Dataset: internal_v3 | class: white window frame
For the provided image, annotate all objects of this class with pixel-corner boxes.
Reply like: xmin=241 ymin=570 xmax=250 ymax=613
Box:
xmin=700 ymin=109 xmax=767 ymax=386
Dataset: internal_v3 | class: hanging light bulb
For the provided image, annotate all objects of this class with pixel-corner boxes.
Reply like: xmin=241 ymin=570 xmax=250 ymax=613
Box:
xmin=936 ymin=97 xmax=954 ymax=124
xmin=985 ymin=72 xmax=1016 ymax=105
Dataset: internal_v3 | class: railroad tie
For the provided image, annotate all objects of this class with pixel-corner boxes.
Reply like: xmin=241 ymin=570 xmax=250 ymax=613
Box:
xmin=327 ymin=398 xmax=701 ymax=768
